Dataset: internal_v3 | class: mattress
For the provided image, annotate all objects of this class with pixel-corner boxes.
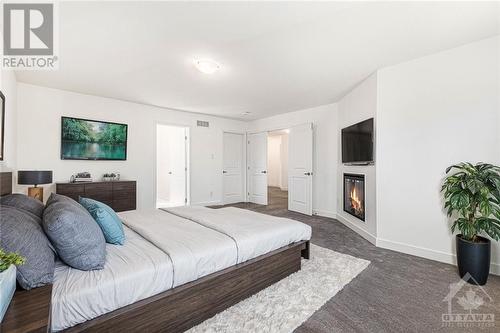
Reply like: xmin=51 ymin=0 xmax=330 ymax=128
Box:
xmin=118 ymin=209 xmax=238 ymax=287
xmin=51 ymin=226 xmax=173 ymax=331
xmin=165 ymin=206 xmax=312 ymax=263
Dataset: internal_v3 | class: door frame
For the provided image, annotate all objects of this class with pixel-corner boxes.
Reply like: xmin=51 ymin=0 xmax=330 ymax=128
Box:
xmin=222 ymin=131 xmax=247 ymax=205
xmin=154 ymin=122 xmax=191 ymax=208
xmin=246 ymin=124 xmax=314 ymax=209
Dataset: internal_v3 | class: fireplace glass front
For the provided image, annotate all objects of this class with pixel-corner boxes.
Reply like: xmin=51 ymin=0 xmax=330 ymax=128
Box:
xmin=343 ymin=173 xmax=365 ymax=221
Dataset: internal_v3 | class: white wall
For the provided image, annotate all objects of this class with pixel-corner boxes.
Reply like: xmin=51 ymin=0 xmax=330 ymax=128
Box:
xmin=376 ymin=36 xmax=500 ymax=274
xmin=16 ymin=83 xmax=247 ymax=209
xmin=337 ymin=73 xmax=378 ymax=244
xmin=249 ymin=103 xmax=338 ymax=217
xmin=0 ymin=70 xmax=17 ymax=175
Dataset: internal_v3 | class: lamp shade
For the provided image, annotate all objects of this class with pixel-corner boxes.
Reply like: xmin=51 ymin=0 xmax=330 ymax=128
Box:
xmin=18 ymin=171 xmax=53 ymax=185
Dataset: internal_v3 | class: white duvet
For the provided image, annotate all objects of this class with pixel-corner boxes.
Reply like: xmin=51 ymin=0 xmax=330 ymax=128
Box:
xmin=51 ymin=226 xmax=173 ymax=331
xmin=118 ymin=209 xmax=237 ymax=287
xmin=165 ymin=206 xmax=312 ymax=263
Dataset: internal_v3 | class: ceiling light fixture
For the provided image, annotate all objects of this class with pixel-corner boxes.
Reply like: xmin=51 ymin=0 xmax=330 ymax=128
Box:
xmin=194 ymin=59 xmax=220 ymax=74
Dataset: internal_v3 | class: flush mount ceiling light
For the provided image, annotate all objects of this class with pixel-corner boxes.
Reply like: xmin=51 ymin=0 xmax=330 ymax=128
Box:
xmin=194 ymin=59 xmax=220 ymax=74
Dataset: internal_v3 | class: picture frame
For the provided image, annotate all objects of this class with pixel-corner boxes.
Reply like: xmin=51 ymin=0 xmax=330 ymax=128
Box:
xmin=0 ymin=91 xmax=5 ymax=161
xmin=60 ymin=116 xmax=128 ymax=161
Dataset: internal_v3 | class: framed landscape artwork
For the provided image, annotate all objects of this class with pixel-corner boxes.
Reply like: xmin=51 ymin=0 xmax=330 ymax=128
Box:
xmin=0 ymin=91 xmax=4 ymax=161
xmin=61 ymin=116 xmax=128 ymax=160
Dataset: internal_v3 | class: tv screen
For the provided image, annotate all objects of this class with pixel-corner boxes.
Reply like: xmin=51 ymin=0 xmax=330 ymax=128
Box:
xmin=61 ymin=117 xmax=128 ymax=160
xmin=341 ymin=118 xmax=374 ymax=164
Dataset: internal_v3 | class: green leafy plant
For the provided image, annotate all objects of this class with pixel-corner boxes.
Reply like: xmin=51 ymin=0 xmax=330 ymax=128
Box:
xmin=442 ymin=162 xmax=500 ymax=242
xmin=0 ymin=248 xmax=25 ymax=272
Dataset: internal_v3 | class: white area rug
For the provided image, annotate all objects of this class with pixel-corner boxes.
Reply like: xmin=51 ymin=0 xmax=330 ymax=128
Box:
xmin=188 ymin=244 xmax=370 ymax=333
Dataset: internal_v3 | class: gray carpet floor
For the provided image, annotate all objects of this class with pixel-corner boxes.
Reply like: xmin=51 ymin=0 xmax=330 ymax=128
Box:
xmin=213 ymin=187 xmax=500 ymax=333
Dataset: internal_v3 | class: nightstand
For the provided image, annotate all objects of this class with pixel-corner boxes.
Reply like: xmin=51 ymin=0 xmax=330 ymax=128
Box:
xmin=1 ymin=285 xmax=52 ymax=333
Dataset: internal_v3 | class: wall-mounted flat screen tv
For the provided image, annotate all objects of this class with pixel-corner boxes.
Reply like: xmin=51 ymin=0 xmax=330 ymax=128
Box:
xmin=341 ymin=118 xmax=374 ymax=164
xmin=61 ymin=116 xmax=128 ymax=160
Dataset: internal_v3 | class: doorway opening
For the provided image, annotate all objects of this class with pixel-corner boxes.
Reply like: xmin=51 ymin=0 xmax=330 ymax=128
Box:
xmin=156 ymin=124 xmax=189 ymax=208
xmin=267 ymin=129 xmax=289 ymax=209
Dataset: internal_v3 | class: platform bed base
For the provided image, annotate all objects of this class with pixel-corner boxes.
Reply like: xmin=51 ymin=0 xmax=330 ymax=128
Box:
xmin=65 ymin=240 xmax=309 ymax=332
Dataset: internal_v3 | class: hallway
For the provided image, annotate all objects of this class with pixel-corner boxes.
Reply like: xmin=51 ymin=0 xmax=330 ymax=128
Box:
xmin=267 ymin=186 xmax=288 ymax=210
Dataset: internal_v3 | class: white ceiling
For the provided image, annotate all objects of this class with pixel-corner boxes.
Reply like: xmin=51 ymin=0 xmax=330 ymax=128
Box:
xmin=15 ymin=1 xmax=500 ymax=120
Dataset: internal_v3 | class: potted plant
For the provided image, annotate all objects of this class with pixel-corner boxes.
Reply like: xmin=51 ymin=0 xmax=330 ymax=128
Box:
xmin=0 ymin=249 xmax=25 ymax=321
xmin=442 ymin=162 xmax=500 ymax=285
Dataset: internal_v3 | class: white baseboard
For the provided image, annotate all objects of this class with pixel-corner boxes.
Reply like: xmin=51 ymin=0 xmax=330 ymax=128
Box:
xmin=334 ymin=214 xmax=377 ymax=245
xmin=377 ymin=238 xmax=500 ymax=276
xmin=191 ymin=200 xmax=222 ymax=207
xmin=313 ymin=209 xmax=337 ymax=219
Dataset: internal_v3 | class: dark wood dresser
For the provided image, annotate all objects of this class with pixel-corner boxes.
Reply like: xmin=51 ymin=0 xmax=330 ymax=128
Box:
xmin=56 ymin=181 xmax=136 ymax=212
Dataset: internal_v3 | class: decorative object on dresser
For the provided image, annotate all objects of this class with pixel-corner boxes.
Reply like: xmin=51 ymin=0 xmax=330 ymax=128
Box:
xmin=102 ymin=173 xmax=120 ymax=181
xmin=0 ymin=91 xmax=4 ymax=161
xmin=56 ymin=180 xmax=136 ymax=212
xmin=70 ymin=172 xmax=93 ymax=183
xmin=17 ymin=170 xmax=53 ymax=202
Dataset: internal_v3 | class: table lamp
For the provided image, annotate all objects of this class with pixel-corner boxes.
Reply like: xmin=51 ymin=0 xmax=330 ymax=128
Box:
xmin=18 ymin=170 xmax=53 ymax=202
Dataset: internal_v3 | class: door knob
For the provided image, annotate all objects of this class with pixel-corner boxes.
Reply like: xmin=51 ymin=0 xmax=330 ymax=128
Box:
xmin=261 ymin=171 xmax=267 ymax=174
xmin=222 ymin=170 xmax=227 ymax=174
xmin=168 ymin=172 xmax=172 ymax=175
xmin=304 ymin=172 xmax=311 ymax=176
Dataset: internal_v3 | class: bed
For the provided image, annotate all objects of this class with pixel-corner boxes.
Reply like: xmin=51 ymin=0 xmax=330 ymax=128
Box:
xmin=0 ymin=172 xmax=311 ymax=332
xmin=56 ymin=208 xmax=310 ymax=332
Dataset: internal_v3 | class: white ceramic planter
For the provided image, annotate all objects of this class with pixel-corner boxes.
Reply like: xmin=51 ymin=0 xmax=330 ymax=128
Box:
xmin=0 ymin=265 xmax=16 ymax=322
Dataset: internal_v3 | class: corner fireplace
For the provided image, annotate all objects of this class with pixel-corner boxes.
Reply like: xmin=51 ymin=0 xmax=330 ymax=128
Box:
xmin=343 ymin=173 xmax=365 ymax=221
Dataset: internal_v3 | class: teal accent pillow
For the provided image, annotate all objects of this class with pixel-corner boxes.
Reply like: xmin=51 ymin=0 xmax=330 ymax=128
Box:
xmin=79 ymin=197 xmax=125 ymax=245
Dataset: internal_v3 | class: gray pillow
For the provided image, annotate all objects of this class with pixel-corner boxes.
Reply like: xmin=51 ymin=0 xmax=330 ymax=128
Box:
xmin=46 ymin=193 xmax=80 ymax=208
xmin=43 ymin=199 xmax=106 ymax=270
xmin=0 ymin=206 xmax=55 ymax=290
xmin=0 ymin=193 xmax=45 ymax=218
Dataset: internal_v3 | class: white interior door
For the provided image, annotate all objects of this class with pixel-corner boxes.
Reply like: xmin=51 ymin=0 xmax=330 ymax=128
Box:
xmin=223 ymin=132 xmax=245 ymax=204
xmin=248 ymin=132 xmax=268 ymax=205
xmin=288 ymin=123 xmax=313 ymax=215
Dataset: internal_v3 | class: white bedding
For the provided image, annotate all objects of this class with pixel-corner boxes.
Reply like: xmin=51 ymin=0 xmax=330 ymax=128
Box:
xmin=52 ymin=207 xmax=311 ymax=331
xmin=118 ymin=209 xmax=238 ymax=287
xmin=51 ymin=226 xmax=173 ymax=332
xmin=164 ymin=206 xmax=312 ymax=263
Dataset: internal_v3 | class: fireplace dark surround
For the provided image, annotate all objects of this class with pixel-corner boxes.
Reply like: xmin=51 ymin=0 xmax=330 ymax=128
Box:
xmin=343 ymin=173 xmax=365 ymax=221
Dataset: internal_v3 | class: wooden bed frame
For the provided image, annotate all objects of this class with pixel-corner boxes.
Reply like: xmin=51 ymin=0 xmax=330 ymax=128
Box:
xmin=0 ymin=171 xmax=311 ymax=333
xmin=67 ymin=240 xmax=309 ymax=332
